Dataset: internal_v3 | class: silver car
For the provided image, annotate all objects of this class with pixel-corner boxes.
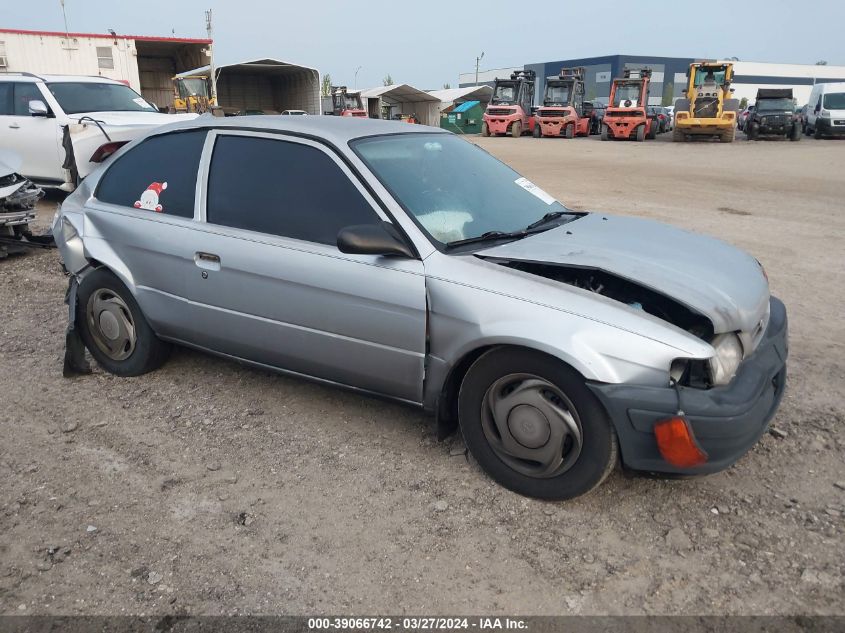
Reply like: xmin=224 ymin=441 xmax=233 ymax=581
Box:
xmin=54 ymin=116 xmax=788 ymax=500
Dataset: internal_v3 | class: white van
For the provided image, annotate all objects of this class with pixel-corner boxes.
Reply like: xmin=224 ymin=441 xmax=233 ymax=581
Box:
xmin=805 ymin=82 xmax=845 ymax=138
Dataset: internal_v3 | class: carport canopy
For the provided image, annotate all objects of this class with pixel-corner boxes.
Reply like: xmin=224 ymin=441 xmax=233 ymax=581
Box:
xmin=428 ymin=86 xmax=494 ymax=112
xmin=175 ymin=58 xmax=321 ymax=115
xmin=358 ymin=84 xmax=441 ymax=126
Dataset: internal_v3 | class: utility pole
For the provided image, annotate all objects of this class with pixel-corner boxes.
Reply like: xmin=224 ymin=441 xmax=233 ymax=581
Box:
xmin=354 ymin=66 xmax=362 ymax=89
xmin=205 ymin=9 xmax=218 ymax=103
xmin=60 ymin=0 xmax=70 ymax=40
xmin=475 ymin=52 xmax=484 ymax=86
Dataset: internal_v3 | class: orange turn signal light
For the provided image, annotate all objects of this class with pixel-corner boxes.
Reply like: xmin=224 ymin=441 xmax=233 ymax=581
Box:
xmin=654 ymin=416 xmax=708 ymax=468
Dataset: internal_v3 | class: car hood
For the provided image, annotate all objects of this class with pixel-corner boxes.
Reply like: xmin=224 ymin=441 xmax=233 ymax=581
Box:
xmin=69 ymin=111 xmax=199 ymax=128
xmin=476 ymin=213 xmax=770 ymax=334
xmin=0 ymin=149 xmax=22 ymax=178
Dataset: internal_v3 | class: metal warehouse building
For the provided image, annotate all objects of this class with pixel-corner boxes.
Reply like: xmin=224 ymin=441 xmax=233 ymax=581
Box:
xmin=461 ymin=55 xmax=845 ymax=106
xmin=0 ymin=28 xmax=211 ymax=109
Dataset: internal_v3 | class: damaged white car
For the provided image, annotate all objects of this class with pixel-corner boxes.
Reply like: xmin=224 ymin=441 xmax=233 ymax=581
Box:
xmin=0 ymin=150 xmax=44 ymax=258
xmin=0 ymin=73 xmax=197 ymax=191
xmin=53 ymin=117 xmax=788 ymax=499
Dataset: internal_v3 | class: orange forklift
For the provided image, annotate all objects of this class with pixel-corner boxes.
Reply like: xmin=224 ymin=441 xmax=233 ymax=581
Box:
xmin=533 ymin=67 xmax=592 ymax=138
xmin=601 ymin=68 xmax=659 ymax=141
xmin=481 ymin=70 xmax=536 ymax=138
xmin=331 ymin=86 xmax=367 ymax=117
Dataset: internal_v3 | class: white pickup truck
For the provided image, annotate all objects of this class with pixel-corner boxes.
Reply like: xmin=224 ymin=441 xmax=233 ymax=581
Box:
xmin=0 ymin=73 xmax=197 ymax=191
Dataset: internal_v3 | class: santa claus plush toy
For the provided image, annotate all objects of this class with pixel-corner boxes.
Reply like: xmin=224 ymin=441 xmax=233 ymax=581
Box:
xmin=134 ymin=182 xmax=168 ymax=212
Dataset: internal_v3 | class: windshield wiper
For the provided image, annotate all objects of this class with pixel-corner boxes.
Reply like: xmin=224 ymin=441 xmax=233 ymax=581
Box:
xmin=445 ymin=230 xmax=527 ymax=249
xmin=523 ymin=211 xmax=568 ymax=232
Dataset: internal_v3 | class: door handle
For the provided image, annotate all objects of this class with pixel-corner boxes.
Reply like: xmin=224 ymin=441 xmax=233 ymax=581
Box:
xmin=8 ymin=123 xmax=20 ymax=129
xmin=194 ymin=251 xmax=221 ymax=271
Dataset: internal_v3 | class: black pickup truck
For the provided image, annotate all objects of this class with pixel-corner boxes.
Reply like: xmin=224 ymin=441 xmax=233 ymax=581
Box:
xmin=746 ymin=89 xmax=801 ymax=141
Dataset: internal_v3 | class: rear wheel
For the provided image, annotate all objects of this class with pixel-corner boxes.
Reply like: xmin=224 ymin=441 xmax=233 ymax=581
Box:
xmin=511 ymin=121 xmax=522 ymax=138
xmin=458 ymin=348 xmax=618 ymax=500
xmin=564 ymin=123 xmax=574 ymax=139
xmin=600 ymin=124 xmax=610 ymax=141
xmin=77 ymin=268 xmax=171 ymax=376
xmin=635 ymin=125 xmax=645 ymax=142
xmin=481 ymin=122 xmax=489 ymax=137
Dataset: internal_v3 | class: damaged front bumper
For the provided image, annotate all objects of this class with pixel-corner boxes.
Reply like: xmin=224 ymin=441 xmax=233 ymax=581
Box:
xmin=588 ymin=296 xmax=788 ymax=475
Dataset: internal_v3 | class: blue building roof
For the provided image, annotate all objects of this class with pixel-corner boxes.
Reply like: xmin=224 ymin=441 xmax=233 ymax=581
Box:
xmin=453 ymin=100 xmax=480 ymax=113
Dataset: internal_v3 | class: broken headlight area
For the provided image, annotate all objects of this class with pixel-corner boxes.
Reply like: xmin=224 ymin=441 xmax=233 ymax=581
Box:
xmin=671 ymin=333 xmax=744 ymax=389
xmin=492 ymin=261 xmax=714 ymax=339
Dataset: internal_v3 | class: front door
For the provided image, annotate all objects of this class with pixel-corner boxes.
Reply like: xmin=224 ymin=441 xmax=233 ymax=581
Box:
xmin=184 ymin=131 xmax=427 ymax=403
xmin=1 ymin=82 xmax=62 ymax=183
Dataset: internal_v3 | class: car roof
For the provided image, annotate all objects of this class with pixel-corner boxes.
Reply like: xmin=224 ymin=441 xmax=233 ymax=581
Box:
xmin=153 ymin=114 xmax=449 ymax=145
xmin=0 ymin=72 xmax=126 ymax=84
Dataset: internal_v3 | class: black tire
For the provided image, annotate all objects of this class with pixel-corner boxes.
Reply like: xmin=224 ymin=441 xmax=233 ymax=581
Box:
xmin=458 ymin=347 xmax=618 ymax=500
xmin=672 ymin=126 xmax=685 ymax=142
xmin=533 ymin=122 xmax=541 ymax=138
xmin=564 ymin=123 xmax=574 ymax=139
xmin=790 ymin=124 xmax=801 ymax=141
xmin=511 ymin=120 xmax=522 ymax=138
xmin=76 ymin=268 xmax=171 ymax=376
xmin=481 ymin=122 xmax=490 ymax=137
xmin=635 ymin=124 xmax=646 ymax=142
xmin=746 ymin=123 xmax=758 ymax=140
xmin=646 ymin=120 xmax=657 ymax=140
xmin=600 ymin=124 xmax=610 ymax=141
xmin=814 ymin=125 xmax=822 ymax=140
xmin=719 ymin=126 xmax=735 ymax=143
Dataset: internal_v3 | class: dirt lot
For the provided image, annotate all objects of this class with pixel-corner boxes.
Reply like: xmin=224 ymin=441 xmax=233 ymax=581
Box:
xmin=1 ymin=133 xmax=843 ymax=617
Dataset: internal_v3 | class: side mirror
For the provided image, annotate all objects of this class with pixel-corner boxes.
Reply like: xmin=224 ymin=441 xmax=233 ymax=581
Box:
xmin=337 ymin=222 xmax=415 ymax=258
xmin=29 ymin=100 xmax=49 ymax=117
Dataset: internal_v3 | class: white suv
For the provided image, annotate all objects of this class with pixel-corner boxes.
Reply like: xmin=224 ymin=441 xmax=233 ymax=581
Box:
xmin=0 ymin=73 xmax=197 ymax=191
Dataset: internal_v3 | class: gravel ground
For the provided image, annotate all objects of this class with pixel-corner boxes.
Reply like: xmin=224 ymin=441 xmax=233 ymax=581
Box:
xmin=1 ymin=132 xmax=843 ymax=616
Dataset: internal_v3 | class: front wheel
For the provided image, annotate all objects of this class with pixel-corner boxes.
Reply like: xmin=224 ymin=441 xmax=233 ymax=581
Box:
xmin=564 ymin=123 xmax=574 ymax=139
xmin=790 ymin=124 xmax=801 ymax=141
xmin=814 ymin=125 xmax=822 ymax=140
xmin=76 ymin=268 xmax=171 ymax=376
xmin=533 ymin=122 xmax=541 ymax=138
xmin=458 ymin=348 xmax=618 ymax=500
xmin=481 ymin=122 xmax=490 ymax=137
xmin=672 ymin=127 xmax=685 ymax=142
xmin=511 ymin=121 xmax=522 ymax=138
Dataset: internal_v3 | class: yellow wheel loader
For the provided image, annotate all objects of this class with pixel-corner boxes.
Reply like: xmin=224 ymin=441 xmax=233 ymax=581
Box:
xmin=172 ymin=75 xmax=216 ymax=114
xmin=673 ymin=62 xmax=740 ymax=143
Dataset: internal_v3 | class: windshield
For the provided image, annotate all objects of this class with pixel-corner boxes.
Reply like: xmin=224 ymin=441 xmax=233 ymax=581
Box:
xmin=694 ymin=68 xmax=726 ymax=86
xmin=177 ymin=78 xmax=208 ymax=99
xmin=492 ymin=82 xmax=517 ymax=104
xmin=756 ymin=98 xmax=794 ymax=112
xmin=47 ymin=82 xmax=157 ymax=114
xmin=612 ymin=82 xmax=642 ymax=106
xmin=545 ymin=83 xmax=571 ymax=105
xmin=823 ymin=92 xmax=845 ymax=109
xmin=352 ymin=134 xmax=574 ymax=247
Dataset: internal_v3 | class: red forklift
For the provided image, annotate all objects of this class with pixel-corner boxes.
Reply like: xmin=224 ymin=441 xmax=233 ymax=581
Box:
xmin=601 ymin=68 xmax=659 ymax=141
xmin=533 ymin=67 xmax=593 ymax=138
xmin=331 ymin=86 xmax=367 ymax=117
xmin=482 ymin=70 xmax=536 ymax=138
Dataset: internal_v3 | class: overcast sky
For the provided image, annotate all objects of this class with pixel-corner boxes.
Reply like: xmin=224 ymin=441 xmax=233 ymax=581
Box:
xmin=5 ymin=1 xmax=844 ymax=89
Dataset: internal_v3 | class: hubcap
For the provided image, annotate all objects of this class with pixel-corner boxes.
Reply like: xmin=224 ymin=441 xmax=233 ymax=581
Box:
xmin=86 ymin=289 xmax=136 ymax=361
xmin=481 ymin=374 xmax=583 ymax=479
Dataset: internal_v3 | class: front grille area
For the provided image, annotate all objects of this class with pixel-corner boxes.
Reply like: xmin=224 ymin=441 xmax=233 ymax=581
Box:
xmin=487 ymin=108 xmax=516 ymax=116
xmin=606 ymin=110 xmax=644 ymax=117
xmin=694 ymin=97 xmax=719 ymax=118
xmin=762 ymin=115 xmax=789 ymax=126
xmin=539 ymin=110 xmax=566 ymax=118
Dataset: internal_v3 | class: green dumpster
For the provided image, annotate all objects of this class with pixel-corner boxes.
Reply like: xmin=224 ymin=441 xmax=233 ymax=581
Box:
xmin=440 ymin=100 xmax=483 ymax=135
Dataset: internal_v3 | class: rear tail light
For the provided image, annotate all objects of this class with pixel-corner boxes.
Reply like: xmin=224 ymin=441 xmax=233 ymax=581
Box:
xmin=89 ymin=141 xmax=129 ymax=163
xmin=654 ymin=416 xmax=708 ymax=468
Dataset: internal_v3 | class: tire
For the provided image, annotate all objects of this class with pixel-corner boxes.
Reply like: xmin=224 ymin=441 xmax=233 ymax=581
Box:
xmin=814 ymin=125 xmax=822 ymax=140
xmin=672 ymin=127 xmax=685 ymax=142
xmin=533 ymin=122 xmax=541 ymax=138
xmin=76 ymin=268 xmax=171 ymax=376
xmin=511 ymin=121 xmax=522 ymax=138
xmin=635 ymin=124 xmax=645 ymax=142
xmin=458 ymin=348 xmax=618 ymax=500
xmin=600 ymin=124 xmax=610 ymax=141
xmin=481 ymin=122 xmax=489 ymax=137
xmin=790 ymin=124 xmax=801 ymax=141
xmin=564 ymin=123 xmax=574 ymax=139
xmin=719 ymin=126 xmax=735 ymax=143
xmin=646 ymin=121 xmax=657 ymax=140
xmin=747 ymin=123 xmax=758 ymax=140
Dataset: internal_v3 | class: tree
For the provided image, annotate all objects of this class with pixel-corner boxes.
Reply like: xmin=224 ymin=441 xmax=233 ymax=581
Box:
xmin=383 ymin=74 xmax=394 ymax=86
xmin=739 ymin=96 xmax=748 ymax=110
xmin=443 ymin=82 xmax=451 ymax=89
xmin=321 ymin=73 xmax=332 ymax=97
xmin=816 ymin=60 xmax=828 ymax=65
xmin=662 ymin=81 xmax=674 ymax=106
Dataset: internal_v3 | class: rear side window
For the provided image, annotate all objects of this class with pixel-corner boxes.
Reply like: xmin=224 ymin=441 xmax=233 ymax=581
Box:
xmin=206 ymin=135 xmax=380 ymax=245
xmin=96 ymin=130 xmax=207 ymax=218
xmin=0 ymin=83 xmax=11 ymax=115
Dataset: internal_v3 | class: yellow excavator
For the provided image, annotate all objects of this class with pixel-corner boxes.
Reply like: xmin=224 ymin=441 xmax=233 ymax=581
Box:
xmin=673 ymin=62 xmax=739 ymax=142
xmin=171 ymin=74 xmax=216 ymax=114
